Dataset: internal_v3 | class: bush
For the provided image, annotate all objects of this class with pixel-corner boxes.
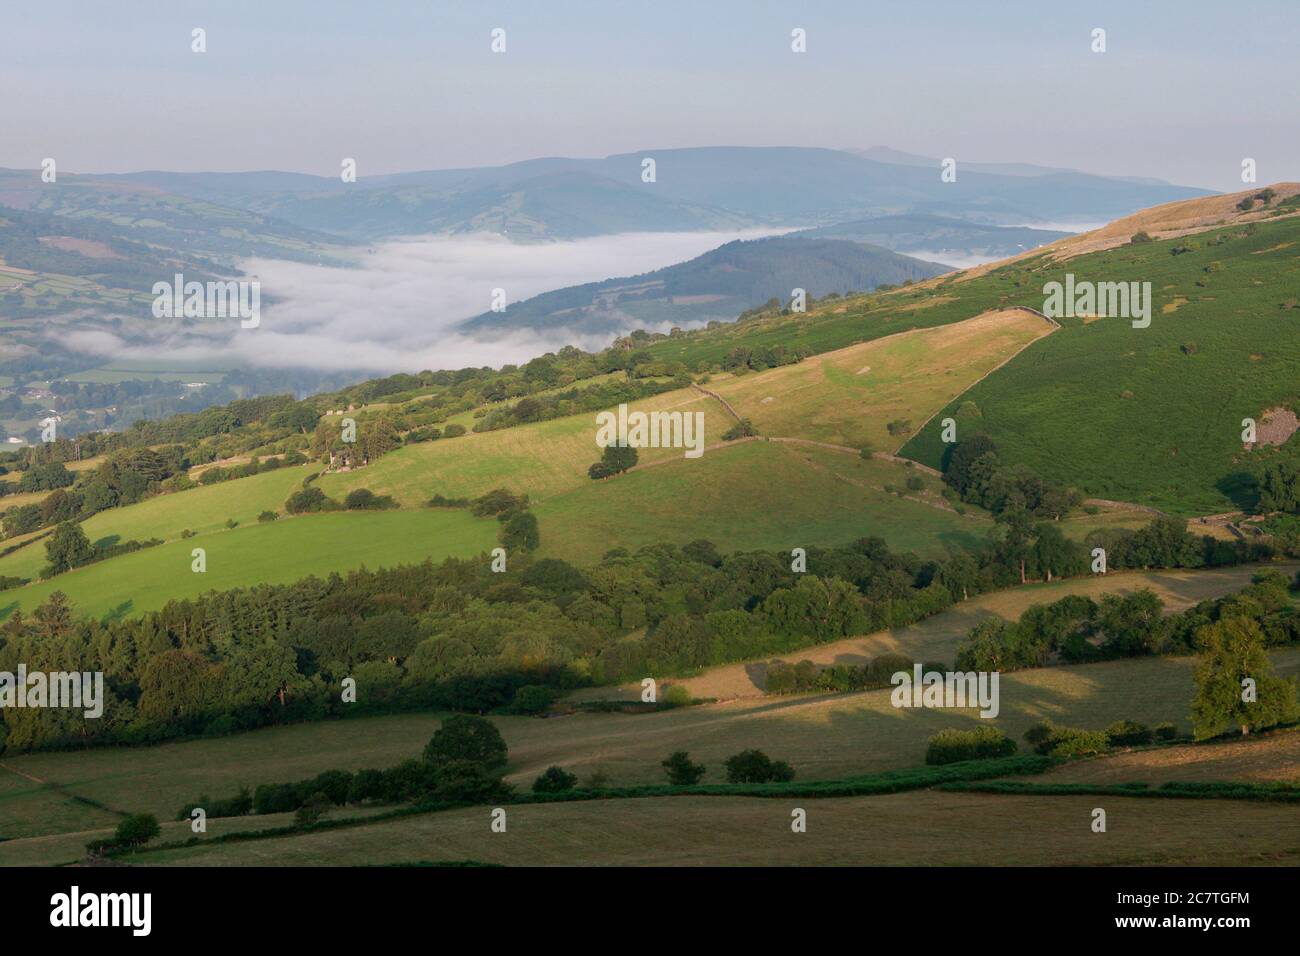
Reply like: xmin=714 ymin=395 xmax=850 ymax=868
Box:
xmin=423 ymin=715 xmax=508 ymax=771
xmin=662 ymin=684 xmax=693 ymax=708
xmin=662 ymin=751 xmax=706 ymax=785
xmin=1104 ymin=720 xmax=1154 ymax=747
xmin=1154 ymin=722 xmax=1179 ymax=741
xmin=442 ymin=423 xmax=467 ymax=438
xmin=257 ymin=510 xmax=278 ymax=523
xmin=925 ymin=726 xmax=1017 ymax=765
xmin=531 ymin=765 xmax=578 ymax=794
xmin=1049 ymin=728 xmax=1109 ymax=758
xmin=721 ymin=419 xmax=756 ymax=441
xmin=724 ymin=749 xmax=795 ymax=783
xmin=285 ymin=486 xmax=336 ymax=514
xmin=509 ymin=684 xmax=559 ymax=715
xmin=294 ymin=793 xmax=332 ymax=826
xmin=114 ymin=813 xmax=160 ymax=849
xmin=432 ymin=759 xmax=514 ymax=803
xmin=345 ymin=488 xmax=397 ymax=510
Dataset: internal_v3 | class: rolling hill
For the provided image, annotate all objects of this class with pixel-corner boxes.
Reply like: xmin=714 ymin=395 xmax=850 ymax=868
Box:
xmin=459 ymin=235 xmax=949 ymax=336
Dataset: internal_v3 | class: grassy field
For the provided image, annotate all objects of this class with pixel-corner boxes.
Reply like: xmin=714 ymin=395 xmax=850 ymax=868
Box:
xmin=317 ymin=387 xmax=719 ymax=506
xmin=0 ymin=507 xmax=498 ymax=618
xmin=1043 ymin=727 xmax=1300 ymax=786
xmin=902 ymin=214 xmax=1300 ymax=514
xmin=117 ymin=789 xmax=1300 ymax=867
xmin=0 ymin=465 xmax=313 ymax=583
xmin=575 ymin=561 xmax=1298 ymax=701
xmin=534 ymin=440 xmax=991 ymax=562
xmin=5 ymin=636 xmax=1296 ymax=851
xmin=709 ymin=308 xmax=1053 ymax=453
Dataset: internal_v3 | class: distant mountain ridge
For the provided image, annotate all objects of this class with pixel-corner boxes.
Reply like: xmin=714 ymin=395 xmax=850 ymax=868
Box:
xmin=460 ymin=235 xmax=949 ymax=337
xmin=4 ymin=145 xmax=1212 ymax=243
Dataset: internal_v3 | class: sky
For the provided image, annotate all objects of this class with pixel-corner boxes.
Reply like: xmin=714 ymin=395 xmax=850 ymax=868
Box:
xmin=5 ymin=0 xmax=1297 ymax=191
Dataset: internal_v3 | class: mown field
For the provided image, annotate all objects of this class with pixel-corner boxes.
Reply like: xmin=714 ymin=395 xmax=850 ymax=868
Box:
xmin=5 ymin=628 xmax=1296 ymax=853
xmin=317 ymin=387 xmax=718 ymax=506
xmin=123 ymin=788 xmax=1300 ymax=867
xmin=709 ymin=307 xmax=1053 ymax=453
xmin=903 ymin=214 xmax=1300 ymax=514
xmin=534 ymin=440 xmax=991 ymax=562
xmin=4 ymin=648 xmax=1298 ymax=865
xmin=577 ymin=561 xmax=1298 ymax=701
xmin=0 ymin=507 xmax=498 ymax=618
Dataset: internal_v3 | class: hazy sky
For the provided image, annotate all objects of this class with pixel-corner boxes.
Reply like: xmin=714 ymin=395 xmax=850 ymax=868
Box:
xmin=5 ymin=0 xmax=1297 ymax=190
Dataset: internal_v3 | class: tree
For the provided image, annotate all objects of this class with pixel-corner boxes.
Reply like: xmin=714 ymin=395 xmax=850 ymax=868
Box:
xmin=114 ymin=813 xmax=160 ymax=849
xmin=500 ymin=511 xmax=540 ymax=552
xmin=43 ymin=521 xmax=96 ymax=576
xmin=941 ymin=434 xmax=997 ymax=495
xmin=724 ymin=749 xmax=795 ymax=783
xmin=531 ymin=765 xmax=578 ymax=794
xmin=423 ymin=715 xmax=508 ymax=771
xmin=1191 ymin=618 xmax=1299 ymax=739
xmin=594 ymin=443 xmax=637 ymax=476
xmin=662 ymin=751 xmax=706 ymax=785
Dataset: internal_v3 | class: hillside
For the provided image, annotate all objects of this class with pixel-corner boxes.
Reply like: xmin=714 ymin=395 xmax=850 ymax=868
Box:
xmin=791 ymin=214 xmax=1071 ymax=260
xmin=460 ymin=236 xmax=949 ymax=336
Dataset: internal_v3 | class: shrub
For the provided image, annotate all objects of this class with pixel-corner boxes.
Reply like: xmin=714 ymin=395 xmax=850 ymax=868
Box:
xmin=442 ymin=423 xmax=467 ymax=438
xmin=925 ymin=727 xmax=1017 ymax=765
xmin=663 ymin=684 xmax=693 ymax=708
xmin=1049 ymin=728 xmax=1109 ymax=757
xmin=662 ymin=751 xmax=706 ymax=785
xmin=1104 ymin=720 xmax=1154 ymax=747
xmin=423 ymin=715 xmax=508 ymax=771
xmin=432 ymin=759 xmax=513 ymax=803
xmin=1154 ymin=722 xmax=1179 ymax=741
xmin=294 ymin=793 xmax=332 ymax=826
xmin=905 ymin=475 xmax=924 ymax=491
xmin=724 ymin=749 xmax=795 ymax=783
xmin=345 ymin=488 xmax=396 ymax=510
xmin=509 ymin=685 xmax=559 ymax=716
xmin=722 ymin=419 xmax=756 ymax=441
xmin=114 ymin=813 xmax=160 ymax=849
xmin=531 ymin=765 xmax=578 ymax=794
xmin=257 ymin=510 xmax=278 ymax=523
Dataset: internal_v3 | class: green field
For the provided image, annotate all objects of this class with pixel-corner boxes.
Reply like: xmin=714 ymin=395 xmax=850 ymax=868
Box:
xmin=0 ymin=508 xmax=498 ymax=619
xmin=903 ymin=215 xmax=1300 ymax=513
xmin=709 ymin=307 xmax=1053 ymax=453
xmin=317 ymin=387 xmax=719 ymax=506
xmin=0 ymin=465 xmax=314 ymax=582
xmin=534 ymin=439 xmax=990 ymax=561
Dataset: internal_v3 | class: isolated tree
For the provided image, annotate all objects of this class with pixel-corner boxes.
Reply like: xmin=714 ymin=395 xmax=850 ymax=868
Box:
xmin=531 ymin=765 xmax=578 ymax=794
xmin=43 ymin=521 xmax=95 ymax=575
xmin=1191 ymin=617 xmax=1299 ymax=738
xmin=114 ymin=813 xmax=160 ymax=850
xmin=662 ymin=751 xmax=706 ymax=785
xmin=600 ymin=443 xmax=638 ymax=474
xmin=423 ymin=715 xmax=508 ymax=771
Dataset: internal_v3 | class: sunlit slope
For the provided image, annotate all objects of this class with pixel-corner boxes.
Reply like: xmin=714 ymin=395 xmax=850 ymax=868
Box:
xmin=0 ymin=509 xmax=497 ymax=619
xmin=709 ymin=307 xmax=1053 ymax=452
xmin=903 ymin=213 xmax=1300 ymax=514
xmin=0 ymin=466 xmax=312 ymax=582
xmin=316 ymin=387 xmax=721 ymax=505
xmin=533 ymin=439 xmax=991 ymax=561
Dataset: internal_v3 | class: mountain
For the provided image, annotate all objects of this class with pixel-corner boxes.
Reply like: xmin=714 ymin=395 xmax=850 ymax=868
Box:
xmin=791 ymin=214 xmax=1071 ymax=259
xmin=37 ymin=147 xmax=1213 ymax=242
xmin=460 ymin=236 xmax=949 ymax=336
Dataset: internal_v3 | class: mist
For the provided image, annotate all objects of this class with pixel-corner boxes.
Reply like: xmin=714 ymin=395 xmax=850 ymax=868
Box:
xmin=64 ymin=230 xmax=787 ymax=376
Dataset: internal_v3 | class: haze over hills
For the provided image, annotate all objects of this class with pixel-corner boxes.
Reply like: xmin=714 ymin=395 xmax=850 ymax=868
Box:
xmin=790 ymin=214 xmax=1071 ymax=263
xmin=2 ymin=146 xmax=1213 ymax=245
xmin=460 ymin=236 xmax=949 ymax=336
